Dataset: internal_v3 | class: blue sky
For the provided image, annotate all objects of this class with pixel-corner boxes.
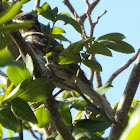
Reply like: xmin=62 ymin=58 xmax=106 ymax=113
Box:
xmin=2 ymin=0 xmax=140 ymax=139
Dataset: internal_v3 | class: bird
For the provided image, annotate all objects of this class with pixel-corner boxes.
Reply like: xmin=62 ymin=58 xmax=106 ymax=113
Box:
xmin=13 ymin=12 xmax=115 ymax=123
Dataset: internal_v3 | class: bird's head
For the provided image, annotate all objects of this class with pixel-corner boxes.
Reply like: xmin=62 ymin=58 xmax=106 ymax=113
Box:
xmin=13 ymin=12 xmax=42 ymax=35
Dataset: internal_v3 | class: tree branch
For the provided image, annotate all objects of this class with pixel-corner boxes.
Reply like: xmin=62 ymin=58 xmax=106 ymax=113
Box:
xmin=33 ymin=0 xmax=40 ymax=11
xmin=107 ymin=49 xmax=140 ymax=84
xmin=63 ymin=0 xmax=79 ymax=19
xmin=108 ymin=51 xmax=140 ymax=140
xmin=44 ymin=96 xmax=75 ymax=140
xmin=79 ymin=0 xmax=100 ymax=25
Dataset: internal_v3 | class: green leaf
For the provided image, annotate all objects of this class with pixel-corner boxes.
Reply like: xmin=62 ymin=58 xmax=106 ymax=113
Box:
xmin=106 ymin=41 xmax=134 ymax=54
xmin=25 ymin=54 xmax=34 ymax=77
xmin=59 ymin=105 xmax=72 ymax=125
xmin=7 ymin=61 xmax=30 ymax=86
xmin=0 ymin=22 xmax=33 ymax=33
xmin=19 ymin=78 xmax=55 ymax=102
xmin=72 ymin=128 xmax=94 ymax=140
xmin=74 ymin=119 xmax=111 ymax=132
xmin=2 ymin=137 xmax=20 ymax=140
xmin=47 ymin=132 xmax=63 ymax=140
xmin=35 ymin=105 xmax=50 ymax=128
xmin=52 ymin=34 xmax=70 ymax=42
xmin=52 ymin=27 xmax=65 ymax=35
xmin=42 ymin=2 xmax=51 ymax=11
xmin=36 ymin=3 xmax=58 ymax=22
xmin=0 ymin=107 xmax=20 ymax=132
xmin=58 ymin=54 xmax=81 ymax=64
xmin=0 ymin=0 xmax=30 ymax=25
xmin=2 ymin=80 xmax=29 ymax=104
xmin=0 ymin=48 xmax=13 ymax=66
xmin=95 ymin=83 xmax=113 ymax=95
xmin=97 ymin=33 xmax=126 ymax=41
xmin=0 ymin=124 xmax=3 ymax=138
xmin=83 ymin=59 xmax=102 ymax=71
xmin=87 ymin=42 xmax=112 ymax=57
xmin=0 ymin=36 xmax=12 ymax=50
xmin=74 ymin=111 xmax=82 ymax=121
xmin=11 ymin=98 xmax=38 ymax=124
xmin=120 ymin=106 xmax=140 ymax=140
xmin=57 ymin=13 xmax=82 ymax=34
xmin=58 ymin=38 xmax=93 ymax=64
xmin=97 ymin=40 xmax=134 ymax=54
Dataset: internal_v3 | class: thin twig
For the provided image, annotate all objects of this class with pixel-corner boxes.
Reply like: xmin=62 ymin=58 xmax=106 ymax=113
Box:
xmin=19 ymin=120 xmax=23 ymax=140
xmin=107 ymin=49 xmax=140 ymax=84
xmin=33 ymin=0 xmax=40 ymax=11
xmin=63 ymin=0 xmax=79 ymax=19
xmin=79 ymin=0 xmax=100 ymax=25
xmin=109 ymin=52 xmax=140 ymax=140
xmin=53 ymin=89 xmax=64 ymax=97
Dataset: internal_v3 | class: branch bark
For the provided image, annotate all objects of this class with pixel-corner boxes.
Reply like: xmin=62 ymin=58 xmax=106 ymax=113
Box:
xmin=108 ymin=51 xmax=140 ymax=140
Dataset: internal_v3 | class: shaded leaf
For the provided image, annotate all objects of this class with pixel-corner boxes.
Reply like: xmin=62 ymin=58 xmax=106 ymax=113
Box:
xmin=19 ymin=78 xmax=55 ymax=102
xmin=2 ymin=137 xmax=20 ymax=140
xmin=52 ymin=34 xmax=70 ymax=42
xmin=7 ymin=61 xmax=30 ymax=86
xmin=0 ymin=107 xmax=20 ymax=132
xmin=97 ymin=33 xmax=126 ymax=41
xmin=83 ymin=59 xmax=102 ymax=71
xmin=59 ymin=105 xmax=72 ymax=125
xmin=35 ymin=105 xmax=50 ymax=128
xmin=98 ymin=40 xmax=134 ymax=54
xmin=72 ymin=128 xmax=94 ymax=140
xmin=0 ymin=48 xmax=13 ymax=67
xmin=57 ymin=12 xmax=82 ymax=34
xmin=95 ymin=83 xmax=113 ymax=95
xmin=87 ymin=42 xmax=112 ymax=57
xmin=11 ymin=98 xmax=37 ymax=124
xmin=0 ymin=36 xmax=12 ymax=50
xmin=74 ymin=119 xmax=111 ymax=132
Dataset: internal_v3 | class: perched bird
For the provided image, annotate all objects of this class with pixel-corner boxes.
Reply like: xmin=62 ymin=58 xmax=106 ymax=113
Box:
xmin=13 ymin=12 xmax=115 ymax=122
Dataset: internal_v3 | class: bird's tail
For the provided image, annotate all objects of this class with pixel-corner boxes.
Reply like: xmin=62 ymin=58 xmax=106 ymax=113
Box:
xmin=76 ymin=78 xmax=115 ymax=122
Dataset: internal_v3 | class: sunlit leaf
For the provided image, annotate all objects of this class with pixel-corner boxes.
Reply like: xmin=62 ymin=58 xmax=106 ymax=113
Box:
xmin=35 ymin=105 xmax=50 ymax=128
xmin=19 ymin=78 xmax=55 ymax=102
xmin=52 ymin=27 xmax=65 ymax=35
xmin=52 ymin=34 xmax=70 ymax=42
xmin=0 ymin=21 xmax=33 ymax=33
xmin=74 ymin=111 xmax=82 ymax=121
xmin=120 ymin=106 xmax=140 ymax=140
xmin=11 ymin=98 xmax=37 ymax=124
xmin=7 ymin=61 xmax=30 ymax=86
xmin=0 ymin=0 xmax=30 ymax=25
xmin=25 ymin=54 xmax=34 ymax=77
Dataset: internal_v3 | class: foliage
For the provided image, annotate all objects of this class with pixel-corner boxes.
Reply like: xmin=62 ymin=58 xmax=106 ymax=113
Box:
xmin=0 ymin=0 xmax=138 ymax=140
